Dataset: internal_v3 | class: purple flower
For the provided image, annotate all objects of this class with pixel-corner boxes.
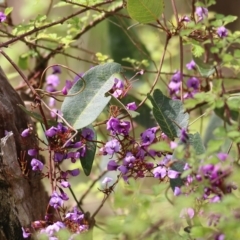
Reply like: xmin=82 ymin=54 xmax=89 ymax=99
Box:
xmin=60 ymin=191 xmax=69 ymax=201
xmin=126 ymin=102 xmax=137 ymax=111
xmin=28 ymin=149 xmax=38 ymax=156
xmin=31 ymin=158 xmax=44 ymax=171
xmin=65 ymin=207 xmax=84 ymax=223
xmin=180 ymin=16 xmax=190 ymax=22
xmin=52 ymin=65 xmax=61 ymax=74
xmin=180 ymin=128 xmax=189 ymax=143
xmin=171 ymin=71 xmax=182 ymax=83
xmin=153 ymin=166 xmax=179 ymax=179
xmin=106 ymin=117 xmax=130 ymax=135
xmin=45 ymin=126 xmax=58 ymax=137
xmin=81 ymin=128 xmax=94 ymax=140
xmin=105 ymin=139 xmax=121 ymax=155
xmin=174 ymin=186 xmax=181 ymax=196
xmin=21 ymin=128 xmax=30 ymax=137
xmin=186 ymin=60 xmax=196 ymax=70
xmin=217 ymin=152 xmax=228 ymax=161
xmin=118 ymin=165 xmax=128 ymax=174
xmin=102 ymin=177 xmax=113 ymax=184
xmin=68 ymin=168 xmax=80 ymax=176
xmin=0 ymin=12 xmax=6 ymax=22
xmin=49 ymin=191 xmax=64 ymax=209
xmin=57 ymin=122 xmax=67 ymax=133
xmin=180 ymin=208 xmax=195 ymax=219
xmin=61 ymin=181 xmax=70 ymax=188
xmin=215 ymin=234 xmax=225 ymax=240
xmin=195 ymin=7 xmax=208 ymax=21
xmin=43 ymin=221 xmax=65 ymax=236
xmin=140 ymin=128 xmax=156 ymax=146
xmin=107 ymin=160 xmax=119 ymax=171
xmin=22 ymin=227 xmax=31 ymax=238
xmin=49 ymin=97 xmax=56 ymax=107
xmin=46 ymin=74 xmax=60 ymax=87
xmin=186 ymin=77 xmax=200 ymax=90
xmin=107 ymin=117 xmax=120 ymax=133
xmin=123 ymin=152 xmax=136 ymax=165
xmin=217 ymin=26 xmax=228 ymax=38
xmin=54 ymin=152 xmax=67 ymax=162
xmin=113 ymin=78 xmax=124 ymax=89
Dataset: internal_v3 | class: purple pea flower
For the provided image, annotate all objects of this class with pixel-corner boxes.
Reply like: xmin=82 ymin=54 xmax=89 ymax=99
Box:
xmin=28 ymin=148 xmax=38 ymax=156
xmin=43 ymin=221 xmax=65 ymax=236
xmin=217 ymin=152 xmax=228 ymax=161
xmin=195 ymin=7 xmax=208 ymax=21
xmin=140 ymin=127 xmax=157 ymax=146
xmin=186 ymin=77 xmax=200 ymax=90
xmin=54 ymin=152 xmax=67 ymax=162
xmin=107 ymin=160 xmax=119 ymax=171
xmin=52 ymin=65 xmax=61 ymax=74
xmin=180 ymin=208 xmax=195 ymax=219
xmin=102 ymin=177 xmax=113 ymax=185
xmin=49 ymin=191 xmax=64 ymax=209
xmin=180 ymin=16 xmax=190 ymax=22
xmin=0 ymin=12 xmax=6 ymax=22
xmin=180 ymin=128 xmax=189 ymax=143
xmin=68 ymin=168 xmax=80 ymax=176
xmin=174 ymin=186 xmax=181 ymax=196
xmin=22 ymin=227 xmax=31 ymax=238
xmin=126 ymin=102 xmax=137 ymax=111
xmin=186 ymin=60 xmax=196 ymax=70
xmin=118 ymin=165 xmax=128 ymax=175
xmin=81 ymin=128 xmax=94 ymax=140
xmin=60 ymin=181 xmax=70 ymax=188
xmin=21 ymin=128 xmax=30 ymax=137
xmin=46 ymin=74 xmax=60 ymax=87
xmin=104 ymin=139 xmax=121 ymax=155
xmin=106 ymin=117 xmax=120 ymax=133
xmin=45 ymin=126 xmax=59 ymax=137
xmin=31 ymin=158 xmax=44 ymax=171
xmin=217 ymin=26 xmax=228 ymax=38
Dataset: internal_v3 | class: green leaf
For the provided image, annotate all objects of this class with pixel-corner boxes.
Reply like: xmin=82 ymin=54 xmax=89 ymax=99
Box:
xmin=147 ymin=89 xmax=189 ymax=140
xmin=80 ymin=126 xmax=97 ymax=176
xmin=189 ymin=132 xmax=205 ymax=155
xmin=61 ymin=62 xmax=122 ymax=130
xmin=18 ymin=55 xmax=29 ymax=70
xmin=127 ymin=0 xmax=164 ymax=24
xmin=193 ymin=56 xmax=215 ymax=77
xmin=4 ymin=7 xmax=13 ymax=15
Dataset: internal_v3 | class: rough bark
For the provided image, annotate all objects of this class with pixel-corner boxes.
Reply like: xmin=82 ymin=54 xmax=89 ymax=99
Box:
xmin=0 ymin=67 xmax=48 ymax=240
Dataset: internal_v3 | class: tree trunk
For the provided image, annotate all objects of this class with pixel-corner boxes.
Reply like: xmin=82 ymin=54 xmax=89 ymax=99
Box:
xmin=0 ymin=67 xmax=48 ymax=240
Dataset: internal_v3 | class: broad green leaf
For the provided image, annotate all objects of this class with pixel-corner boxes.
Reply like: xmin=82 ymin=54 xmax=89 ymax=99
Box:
xmin=193 ymin=56 xmax=215 ymax=77
xmin=147 ymin=89 xmax=189 ymax=140
xmin=61 ymin=62 xmax=122 ymax=130
xmin=80 ymin=126 xmax=97 ymax=176
xmin=189 ymin=132 xmax=205 ymax=155
xmin=127 ymin=0 xmax=164 ymax=24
